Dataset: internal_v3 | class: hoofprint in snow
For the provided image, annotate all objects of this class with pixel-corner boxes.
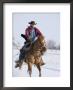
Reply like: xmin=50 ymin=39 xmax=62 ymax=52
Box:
xmin=12 ymin=49 xmax=60 ymax=77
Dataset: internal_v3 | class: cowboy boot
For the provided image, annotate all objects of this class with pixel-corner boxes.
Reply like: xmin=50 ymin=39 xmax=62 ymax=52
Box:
xmin=15 ymin=60 xmax=23 ymax=68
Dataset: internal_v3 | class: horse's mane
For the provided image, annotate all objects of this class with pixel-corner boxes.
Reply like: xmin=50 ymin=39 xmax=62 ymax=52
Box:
xmin=28 ymin=35 xmax=46 ymax=56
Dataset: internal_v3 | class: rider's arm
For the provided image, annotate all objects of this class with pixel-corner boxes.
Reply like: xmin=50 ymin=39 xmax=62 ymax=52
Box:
xmin=35 ymin=27 xmax=43 ymax=36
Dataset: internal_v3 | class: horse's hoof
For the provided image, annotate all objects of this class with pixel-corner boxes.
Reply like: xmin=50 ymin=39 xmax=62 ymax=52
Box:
xmin=41 ymin=62 xmax=45 ymax=66
xmin=39 ymin=74 xmax=41 ymax=77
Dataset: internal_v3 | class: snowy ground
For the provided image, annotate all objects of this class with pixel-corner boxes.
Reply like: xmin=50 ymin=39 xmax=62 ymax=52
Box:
xmin=12 ymin=49 xmax=60 ymax=77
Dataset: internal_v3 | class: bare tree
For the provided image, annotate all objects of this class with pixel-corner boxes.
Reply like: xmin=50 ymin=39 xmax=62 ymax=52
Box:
xmin=48 ymin=40 xmax=56 ymax=49
xmin=47 ymin=40 xmax=60 ymax=50
xmin=56 ymin=44 xmax=60 ymax=50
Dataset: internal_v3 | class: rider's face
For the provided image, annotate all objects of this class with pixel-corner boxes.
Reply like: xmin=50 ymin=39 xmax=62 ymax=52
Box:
xmin=30 ymin=24 xmax=35 ymax=27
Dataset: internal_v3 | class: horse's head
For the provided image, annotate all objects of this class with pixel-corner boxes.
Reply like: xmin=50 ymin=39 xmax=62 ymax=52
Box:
xmin=37 ymin=35 xmax=45 ymax=46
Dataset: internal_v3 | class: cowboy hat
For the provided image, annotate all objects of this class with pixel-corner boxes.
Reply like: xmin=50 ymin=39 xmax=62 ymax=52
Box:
xmin=28 ymin=21 xmax=37 ymax=25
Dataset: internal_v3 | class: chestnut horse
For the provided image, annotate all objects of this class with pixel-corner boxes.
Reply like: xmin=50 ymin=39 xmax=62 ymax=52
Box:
xmin=15 ymin=35 xmax=47 ymax=77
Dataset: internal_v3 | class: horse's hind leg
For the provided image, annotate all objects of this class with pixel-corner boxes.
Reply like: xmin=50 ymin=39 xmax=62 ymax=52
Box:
xmin=28 ymin=62 xmax=32 ymax=77
xmin=36 ymin=64 xmax=41 ymax=77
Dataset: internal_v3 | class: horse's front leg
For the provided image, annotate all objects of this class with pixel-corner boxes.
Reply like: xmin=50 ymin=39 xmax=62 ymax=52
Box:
xmin=28 ymin=62 xmax=32 ymax=77
xmin=36 ymin=64 xmax=41 ymax=77
xmin=39 ymin=66 xmax=41 ymax=77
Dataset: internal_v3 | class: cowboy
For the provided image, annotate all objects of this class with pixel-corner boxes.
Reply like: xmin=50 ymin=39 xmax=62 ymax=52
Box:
xmin=15 ymin=21 xmax=43 ymax=67
xmin=21 ymin=21 xmax=43 ymax=45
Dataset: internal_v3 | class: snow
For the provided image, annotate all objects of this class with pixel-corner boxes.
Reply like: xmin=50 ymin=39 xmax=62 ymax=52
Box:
xmin=12 ymin=49 xmax=60 ymax=77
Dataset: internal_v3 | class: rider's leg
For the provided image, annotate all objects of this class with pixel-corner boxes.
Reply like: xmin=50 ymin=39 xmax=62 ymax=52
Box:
xmin=15 ymin=49 xmax=25 ymax=63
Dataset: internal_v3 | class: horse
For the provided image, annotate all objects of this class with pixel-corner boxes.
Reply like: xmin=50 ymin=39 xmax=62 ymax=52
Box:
xmin=15 ymin=35 xmax=47 ymax=77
